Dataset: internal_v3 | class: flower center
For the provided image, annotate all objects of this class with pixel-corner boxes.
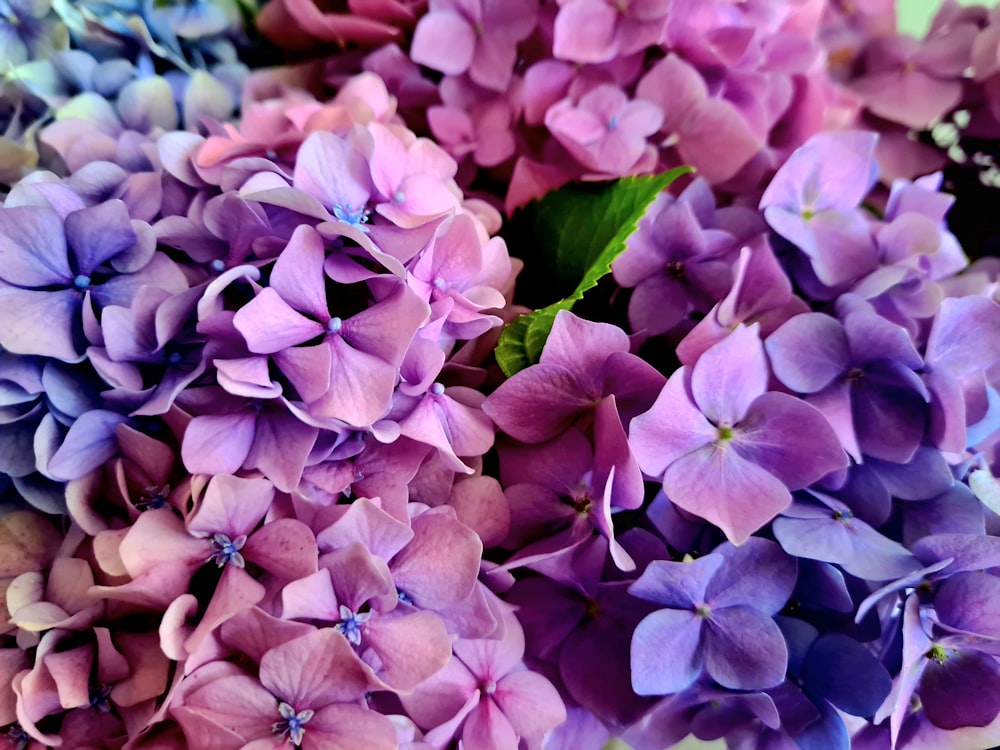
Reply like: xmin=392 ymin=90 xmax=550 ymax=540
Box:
xmin=327 ymin=317 xmax=343 ymax=334
xmin=335 ymin=604 xmax=372 ymax=646
xmin=208 ymin=533 xmax=247 ymax=568
xmin=333 ymin=204 xmax=371 ymax=229
xmin=926 ymin=644 xmax=953 ymax=665
xmin=430 ymin=382 xmax=445 ymax=396
xmin=666 ymin=260 xmax=685 ymax=279
xmin=695 ymin=603 xmax=712 ymax=619
xmin=3 ymin=724 xmax=29 ymax=750
xmin=89 ymin=684 xmax=113 ymax=713
xmin=716 ymin=424 xmax=734 ymax=442
xmin=210 ymin=259 xmax=226 ymax=273
xmin=272 ymin=702 xmax=314 ymax=746
xmin=73 ymin=274 xmax=92 ymax=289
xmin=845 ymin=367 xmax=865 ymax=382
xmin=134 ymin=484 xmax=170 ymax=512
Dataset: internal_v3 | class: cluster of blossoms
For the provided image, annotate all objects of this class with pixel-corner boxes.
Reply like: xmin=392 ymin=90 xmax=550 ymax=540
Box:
xmin=2 ymin=1 xmax=1000 ymax=749
xmin=0 ymin=0 xmax=253 ymax=187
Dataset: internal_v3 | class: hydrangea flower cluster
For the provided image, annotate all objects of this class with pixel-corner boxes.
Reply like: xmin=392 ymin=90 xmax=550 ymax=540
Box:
xmin=2 ymin=1 xmax=1000 ymax=750
xmin=0 ymin=0 xmax=251 ymax=189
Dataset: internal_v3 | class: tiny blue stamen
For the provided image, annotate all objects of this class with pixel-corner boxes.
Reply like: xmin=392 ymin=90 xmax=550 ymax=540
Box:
xmin=393 ymin=190 xmax=405 ymax=204
xmin=272 ymin=702 xmax=314 ymax=746
xmin=208 ymin=533 xmax=247 ymax=568
xmin=167 ymin=351 xmax=183 ymax=366
xmin=210 ymin=259 xmax=226 ymax=272
xmin=89 ymin=684 xmax=113 ymax=713
xmin=135 ymin=484 xmax=170 ymax=511
xmin=607 ymin=114 xmax=619 ymax=131
xmin=73 ymin=274 xmax=92 ymax=289
xmin=4 ymin=724 xmax=28 ymax=750
xmin=432 ymin=277 xmax=448 ymax=290
xmin=335 ymin=604 xmax=372 ymax=646
xmin=430 ymin=382 xmax=445 ymax=396
xmin=333 ymin=204 xmax=372 ymax=232
xmin=327 ymin=317 xmax=343 ymax=334
xmin=397 ymin=589 xmax=413 ymax=605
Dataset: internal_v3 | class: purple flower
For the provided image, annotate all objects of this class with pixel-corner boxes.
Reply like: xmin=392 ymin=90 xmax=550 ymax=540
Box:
xmin=613 ymin=185 xmax=747 ymax=336
xmin=0 ymin=199 xmax=182 ymax=363
xmin=628 ymin=537 xmax=796 ymax=694
xmin=232 ymin=224 xmax=429 ymax=427
xmin=484 ymin=310 xmax=664 ymax=444
xmin=630 ymin=323 xmax=846 ymax=543
xmin=759 ymin=131 xmax=880 ymax=287
xmin=764 ymin=296 xmax=930 ymax=463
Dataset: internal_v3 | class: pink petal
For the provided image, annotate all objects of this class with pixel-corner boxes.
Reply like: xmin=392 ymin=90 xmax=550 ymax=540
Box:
xmin=260 ymin=628 xmax=382 ymax=707
xmin=461 ymin=697 xmax=519 ymax=750
xmin=268 ymin=225 xmax=330 ymax=321
xmin=552 ymin=0 xmax=619 ymax=63
xmin=181 ymin=410 xmax=256 ymax=477
xmin=187 ymin=475 xmax=275 ymax=539
xmin=493 ymin=670 xmax=567 ymax=739
xmin=411 ymin=11 xmax=477 ymax=76
xmin=233 ymin=287 xmax=325 ymax=354
xmin=690 ymin=323 xmax=768 ymax=426
xmin=662 ymin=444 xmax=792 ymax=544
xmin=629 ymin=369 xmax=717 ymax=478
xmin=242 ymin=519 xmax=319 ymax=580
xmin=365 ymin=610 xmax=453 ymax=690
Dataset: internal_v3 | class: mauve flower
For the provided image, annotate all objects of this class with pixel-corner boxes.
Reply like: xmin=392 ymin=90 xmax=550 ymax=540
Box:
xmin=410 ymin=0 xmax=538 ymax=92
xmin=178 ymin=628 xmax=396 ymax=750
xmin=552 ymin=0 xmax=670 ymax=63
xmin=630 ymin=323 xmax=846 ymax=543
xmin=232 ymin=224 xmax=429 ymax=427
xmin=546 ymin=85 xmax=663 ymax=176
xmin=400 ymin=609 xmax=566 ymax=749
xmin=850 ymin=23 xmax=976 ymax=131
xmin=484 ymin=311 xmax=664 ymax=444
xmin=635 ymin=54 xmax=762 ymax=185
xmin=428 ymin=97 xmax=517 ymax=169
xmin=279 ymin=542 xmax=453 ymax=691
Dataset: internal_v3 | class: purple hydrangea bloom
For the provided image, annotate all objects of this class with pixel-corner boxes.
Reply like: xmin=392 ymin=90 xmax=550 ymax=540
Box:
xmin=628 ymin=537 xmax=796 ymax=694
xmin=630 ymin=323 xmax=846 ymax=543
xmin=764 ymin=295 xmax=930 ymax=463
xmin=759 ymin=131 xmax=880 ymax=287
xmin=0 ymin=199 xmax=181 ymax=363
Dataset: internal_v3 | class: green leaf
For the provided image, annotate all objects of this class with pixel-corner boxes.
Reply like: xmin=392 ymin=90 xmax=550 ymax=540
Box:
xmin=496 ymin=167 xmax=691 ymax=377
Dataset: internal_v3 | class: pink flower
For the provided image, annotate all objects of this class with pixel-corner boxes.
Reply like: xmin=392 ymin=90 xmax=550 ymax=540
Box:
xmin=553 ymin=0 xmax=671 ymax=63
xmin=546 ymin=85 xmax=663 ymax=176
xmin=411 ymin=0 xmax=539 ymax=92
xmin=401 ymin=612 xmax=566 ymax=750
